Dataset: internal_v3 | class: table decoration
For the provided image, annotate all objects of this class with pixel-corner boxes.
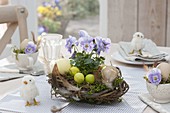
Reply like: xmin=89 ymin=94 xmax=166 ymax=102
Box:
xmin=12 ymin=33 xmax=41 ymax=70
xmin=117 ymin=32 xmax=169 ymax=63
xmin=48 ymin=30 xmax=129 ymax=104
xmin=20 ymin=75 xmax=39 ymax=106
xmin=129 ymin=32 xmax=144 ymax=55
xmin=144 ymin=62 xmax=170 ymax=103
xmin=118 ymin=41 xmax=169 ymax=62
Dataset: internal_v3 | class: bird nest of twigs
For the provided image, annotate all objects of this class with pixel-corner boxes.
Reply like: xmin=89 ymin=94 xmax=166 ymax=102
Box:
xmin=48 ymin=64 xmax=129 ymax=104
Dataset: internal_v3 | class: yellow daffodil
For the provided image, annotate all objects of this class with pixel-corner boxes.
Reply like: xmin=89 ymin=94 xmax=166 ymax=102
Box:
xmin=37 ymin=6 xmax=46 ymax=14
xmin=56 ymin=11 xmax=62 ymax=16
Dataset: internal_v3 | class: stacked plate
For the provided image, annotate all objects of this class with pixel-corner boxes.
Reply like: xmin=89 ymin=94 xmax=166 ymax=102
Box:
xmin=112 ymin=40 xmax=169 ymax=65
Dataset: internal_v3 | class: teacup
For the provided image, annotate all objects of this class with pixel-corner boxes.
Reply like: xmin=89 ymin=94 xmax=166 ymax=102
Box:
xmin=12 ymin=51 xmax=39 ymax=70
xmin=146 ymin=82 xmax=170 ymax=103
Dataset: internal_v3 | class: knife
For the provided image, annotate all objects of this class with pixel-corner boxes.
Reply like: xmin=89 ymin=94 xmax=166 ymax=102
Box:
xmin=0 ymin=69 xmax=45 ymax=76
xmin=19 ymin=70 xmax=45 ymax=76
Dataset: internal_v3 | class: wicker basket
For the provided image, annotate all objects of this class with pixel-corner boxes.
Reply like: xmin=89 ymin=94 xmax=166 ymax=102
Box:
xmin=48 ymin=64 xmax=129 ymax=104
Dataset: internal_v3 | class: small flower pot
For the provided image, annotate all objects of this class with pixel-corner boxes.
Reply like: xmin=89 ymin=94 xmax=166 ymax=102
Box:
xmin=146 ymin=82 xmax=170 ymax=103
xmin=12 ymin=51 xmax=39 ymax=70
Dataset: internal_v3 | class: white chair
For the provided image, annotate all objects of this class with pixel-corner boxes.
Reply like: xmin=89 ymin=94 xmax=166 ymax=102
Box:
xmin=0 ymin=5 xmax=28 ymax=54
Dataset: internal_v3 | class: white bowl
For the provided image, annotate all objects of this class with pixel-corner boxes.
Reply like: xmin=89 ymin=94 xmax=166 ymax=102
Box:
xmin=146 ymin=82 xmax=170 ymax=103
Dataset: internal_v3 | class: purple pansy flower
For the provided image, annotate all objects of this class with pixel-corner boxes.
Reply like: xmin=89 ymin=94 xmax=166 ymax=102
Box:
xmin=55 ymin=0 xmax=60 ymax=4
xmin=147 ymin=68 xmax=162 ymax=85
xmin=71 ymin=51 xmax=77 ymax=59
xmin=38 ymin=26 xmax=47 ymax=35
xmin=79 ymin=36 xmax=94 ymax=52
xmin=25 ymin=41 xmax=37 ymax=54
xmin=79 ymin=30 xmax=89 ymax=38
xmin=82 ymin=40 xmax=94 ymax=52
xmin=65 ymin=35 xmax=78 ymax=53
xmin=42 ymin=2 xmax=51 ymax=7
xmin=95 ymin=37 xmax=111 ymax=55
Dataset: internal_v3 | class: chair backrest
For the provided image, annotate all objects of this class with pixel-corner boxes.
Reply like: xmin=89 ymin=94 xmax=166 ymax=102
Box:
xmin=0 ymin=5 xmax=28 ymax=54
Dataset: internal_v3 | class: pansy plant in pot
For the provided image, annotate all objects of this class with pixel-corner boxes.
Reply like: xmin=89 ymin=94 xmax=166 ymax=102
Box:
xmin=48 ymin=30 xmax=129 ymax=104
xmin=144 ymin=62 xmax=170 ymax=103
xmin=12 ymin=33 xmax=41 ymax=70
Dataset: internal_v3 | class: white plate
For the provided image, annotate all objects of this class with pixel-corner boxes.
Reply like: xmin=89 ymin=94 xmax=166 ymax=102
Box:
xmin=111 ymin=52 xmax=155 ymax=65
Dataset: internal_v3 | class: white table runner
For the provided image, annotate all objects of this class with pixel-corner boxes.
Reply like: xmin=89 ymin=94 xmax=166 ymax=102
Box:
xmin=0 ymin=66 xmax=148 ymax=113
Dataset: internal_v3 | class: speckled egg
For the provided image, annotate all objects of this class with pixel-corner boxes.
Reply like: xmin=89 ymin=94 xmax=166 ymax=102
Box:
xmin=156 ymin=62 xmax=170 ymax=82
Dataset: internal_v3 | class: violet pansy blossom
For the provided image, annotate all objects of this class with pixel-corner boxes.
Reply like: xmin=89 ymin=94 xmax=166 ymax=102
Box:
xmin=42 ymin=2 xmax=51 ymax=7
xmin=38 ymin=25 xmax=48 ymax=35
xmin=25 ymin=41 xmax=37 ymax=54
xmin=79 ymin=36 xmax=94 ymax=52
xmin=95 ymin=37 xmax=111 ymax=55
xmin=147 ymin=68 xmax=162 ymax=85
xmin=81 ymin=40 xmax=94 ymax=52
xmin=55 ymin=0 xmax=60 ymax=4
xmin=78 ymin=30 xmax=89 ymax=38
xmin=65 ymin=35 xmax=78 ymax=53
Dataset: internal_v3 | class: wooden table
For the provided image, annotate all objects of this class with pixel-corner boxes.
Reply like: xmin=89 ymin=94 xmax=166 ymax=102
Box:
xmin=1 ymin=43 xmax=170 ymax=113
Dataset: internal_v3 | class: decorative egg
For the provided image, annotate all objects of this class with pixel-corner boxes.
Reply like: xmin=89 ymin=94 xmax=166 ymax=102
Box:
xmin=20 ymin=39 xmax=30 ymax=50
xmin=101 ymin=66 xmax=119 ymax=82
xmin=56 ymin=58 xmax=71 ymax=75
xmin=101 ymin=66 xmax=121 ymax=89
xmin=156 ymin=62 xmax=170 ymax=82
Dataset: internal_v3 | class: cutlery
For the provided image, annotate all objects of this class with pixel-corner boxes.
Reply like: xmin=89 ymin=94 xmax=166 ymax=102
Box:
xmin=0 ymin=69 xmax=45 ymax=76
xmin=19 ymin=70 xmax=45 ymax=76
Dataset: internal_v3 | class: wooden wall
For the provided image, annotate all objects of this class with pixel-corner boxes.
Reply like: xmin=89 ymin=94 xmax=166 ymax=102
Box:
xmin=107 ymin=0 xmax=170 ymax=46
xmin=167 ymin=0 xmax=170 ymax=46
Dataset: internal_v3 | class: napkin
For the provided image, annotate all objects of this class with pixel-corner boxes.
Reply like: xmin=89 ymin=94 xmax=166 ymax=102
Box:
xmin=118 ymin=39 xmax=169 ymax=62
xmin=0 ymin=56 xmax=19 ymax=73
xmin=0 ymin=76 xmax=70 ymax=113
xmin=0 ymin=56 xmax=44 ymax=81
xmin=139 ymin=93 xmax=170 ymax=113
xmin=0 ymin=57 xmax=24 ymax=81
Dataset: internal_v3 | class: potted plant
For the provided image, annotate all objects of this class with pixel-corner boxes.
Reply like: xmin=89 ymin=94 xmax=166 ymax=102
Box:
xmin=144 ymin=62 xmax=170 ymax=103
xmin=37 ymin=0 xmax=71 ymax=36
xmin=48 ymin=30 xmax=129 ymax=104
xmin=12 ymin=33 xmax=41 ymax=70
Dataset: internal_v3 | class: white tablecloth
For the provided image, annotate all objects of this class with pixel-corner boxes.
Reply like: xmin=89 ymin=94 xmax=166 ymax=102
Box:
xmin=0 ymin=66 xmax=148 ymax=113
xmin=1 ymin=43 xmax=170 ymax=113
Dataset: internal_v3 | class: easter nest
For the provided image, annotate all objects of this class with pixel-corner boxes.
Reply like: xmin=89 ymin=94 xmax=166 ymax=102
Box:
xmin=48 ymin=64 xmax=129 ymax=104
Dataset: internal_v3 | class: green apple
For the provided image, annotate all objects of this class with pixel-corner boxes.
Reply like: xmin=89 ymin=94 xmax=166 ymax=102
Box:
xmin=85 ymin=74 xmax=95 ymax=84
xmin=74 ymin=73 xmax=84 ymax=84
xmin=69 ymin=67 xmax=80 ymax=76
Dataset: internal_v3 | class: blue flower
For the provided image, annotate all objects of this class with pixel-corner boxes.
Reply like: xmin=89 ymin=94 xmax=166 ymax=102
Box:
xmin=95 ymin=37 xmax=111 ymax=55
xmin=65 ymin=35 xmax=78 ymax=53
xmin=42 ymin=2 xmax=51 ymax=7
xmin=82 ymin=40 xmax=94 ymax=53
xmin=25 ymin=41 xmax=37 ymax=54
xmin=38 ymin=26 xmax=47 ymax=35
xmin=55 ymin=0 xmax=60 ymax=4
xmin=79 ymin=35 xmax=94 ymax=52
xmin=71 ymin=51 xmax=77 ymax=59
xmin=79 ymin=30 xmax=89 ymax=38
xmin=147 ymin=68 xmax=162 ymax=85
